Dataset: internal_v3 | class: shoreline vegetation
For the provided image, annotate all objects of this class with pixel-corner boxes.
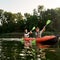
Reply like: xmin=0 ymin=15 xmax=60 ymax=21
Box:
xmin=0 ymin=5 xmax=60 ymax=35
xmin=0 ymin=32 xmax=60 ymax=38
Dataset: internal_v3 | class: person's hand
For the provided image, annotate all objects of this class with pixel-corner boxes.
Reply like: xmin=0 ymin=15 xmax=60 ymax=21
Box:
xmin=30 ymin=31 xmax=32 ymax=34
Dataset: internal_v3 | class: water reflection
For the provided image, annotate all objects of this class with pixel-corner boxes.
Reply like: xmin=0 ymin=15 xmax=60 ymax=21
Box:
xmin=1 ymin=38 xmax=60 ymax=60
xmin=1 ymin=40 xmax=24 ymax=60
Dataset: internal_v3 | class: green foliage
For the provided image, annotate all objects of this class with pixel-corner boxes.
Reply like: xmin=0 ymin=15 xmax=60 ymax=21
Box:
xmin=0 ymin=5 xmax=60 ymax=34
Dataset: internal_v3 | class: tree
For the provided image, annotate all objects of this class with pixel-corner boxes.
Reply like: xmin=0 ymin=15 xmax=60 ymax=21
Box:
xmin=38 ymin=5 xmax=44 ymax=20
xmin=0 ymin=6 xmax=60 ymax=33
xmin=54 ymin=8 xmax=60 ymax=31
xmin=42 ymin=9 xmax=59 ymax=31
xmin=33 ymin=9 xmax=38 ymax=16
xmin=0 ymin=9 xmax=4 ymax=17
xmin=26 ymin=15 xmax=38 ymax=30
xmin=16 ymin=12 xmax=23 ymax=20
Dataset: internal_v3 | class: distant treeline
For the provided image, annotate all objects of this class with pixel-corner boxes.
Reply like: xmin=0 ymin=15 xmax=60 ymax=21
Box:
xmin=0 ymin=5 xmax=60 ymax=34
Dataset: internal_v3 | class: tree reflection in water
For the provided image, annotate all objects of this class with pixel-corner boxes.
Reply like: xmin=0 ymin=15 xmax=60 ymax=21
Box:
xmin=1 ymin=39 xmax=60 ymax=60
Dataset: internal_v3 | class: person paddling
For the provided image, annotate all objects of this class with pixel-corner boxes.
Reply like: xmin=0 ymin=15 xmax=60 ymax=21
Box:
xmin=35 ymin=26 xmax=45 ymax=38
xmin=24 ymin=29 xmax=32 ymax=48
xmin=35 ymin=27 xmax=46 ymax=60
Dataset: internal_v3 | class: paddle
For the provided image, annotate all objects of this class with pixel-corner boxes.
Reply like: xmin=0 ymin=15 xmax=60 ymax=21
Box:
xmin=31 ymin=26 xmax=36 ymax=31
xmin=32 ymin=39 xmax=36 ymax=45
xmin=20 ymin=38 xmax=24 ymax=44
xmin=45 ymin=20 xmax=51 ymax=27
xmin=31 ymin=20 xmax=51 ymax=31
xmin=41 ymin=20 xmax=51 ymax=32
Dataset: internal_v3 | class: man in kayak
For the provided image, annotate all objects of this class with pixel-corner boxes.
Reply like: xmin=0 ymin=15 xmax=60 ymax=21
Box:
xmin=35 ymin=26 xmax=47 ymax=60
xmin=35 ymin=26 xmax=45 ymax=38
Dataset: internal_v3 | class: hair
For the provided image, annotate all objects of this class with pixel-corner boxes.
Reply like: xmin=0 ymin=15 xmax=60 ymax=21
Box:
xmin=36 ymin=27 xmax=39 ymax=30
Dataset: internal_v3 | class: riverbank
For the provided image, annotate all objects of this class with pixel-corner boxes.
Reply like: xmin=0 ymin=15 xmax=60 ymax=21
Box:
xmin=0 ymin=32 xmax=60 ymax=38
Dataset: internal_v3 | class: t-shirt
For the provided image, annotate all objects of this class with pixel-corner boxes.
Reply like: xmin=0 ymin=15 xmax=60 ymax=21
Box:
xmin=24 ymin=32 xmax=29 ymax=38
xmin=35 ymin=30 xmax=43 ymax=38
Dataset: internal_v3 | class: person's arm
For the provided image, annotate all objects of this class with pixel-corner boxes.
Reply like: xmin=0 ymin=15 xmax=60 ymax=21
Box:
xmin=29 ymin=31 xmax=32 ymax=34
xmin=41 ymin=26 xmax=45 ymax=32
xmin=40 ymin=26 xmax=45 ymax=37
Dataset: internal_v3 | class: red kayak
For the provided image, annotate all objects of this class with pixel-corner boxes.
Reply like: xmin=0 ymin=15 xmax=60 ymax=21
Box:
xmin=36 ymin=35 xmax=56 ymax=42
xmin=24 ymin=35 xmax=58 ymax=48
xmin=24 ymin=35 xmax=57 ymax=44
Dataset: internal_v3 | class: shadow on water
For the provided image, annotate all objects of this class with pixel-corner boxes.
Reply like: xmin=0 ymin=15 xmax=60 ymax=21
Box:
xmin=0 ymin=37 xmax=60 ymax=60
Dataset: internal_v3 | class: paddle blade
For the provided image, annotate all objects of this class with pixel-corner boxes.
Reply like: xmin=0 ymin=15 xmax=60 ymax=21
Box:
xmin=32 ymin=40 xmax=36 ymax=45
xmin=32 ymin=26 xmax=35 ymax=31
xmin=20 ymin=38 xmax=24 ymax=44
xmin=46 ymin=20 xmax=51 ymax=25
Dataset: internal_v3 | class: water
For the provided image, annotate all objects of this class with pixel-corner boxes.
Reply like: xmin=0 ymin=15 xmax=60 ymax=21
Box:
xmin=0 ymin=38 xmax=60 ymax=60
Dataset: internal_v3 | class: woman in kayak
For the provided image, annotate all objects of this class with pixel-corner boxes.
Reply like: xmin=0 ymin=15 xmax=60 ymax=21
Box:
xmin=24 ymin=29 xmax=32 ymax=48
xmin=24 ymin=29 xmax=29 ymax=38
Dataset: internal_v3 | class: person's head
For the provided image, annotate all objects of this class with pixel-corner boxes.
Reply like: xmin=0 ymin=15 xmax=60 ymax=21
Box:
xmin=36 ymin=27 xmax=40 ymax=32
xmin=24 ymin=29 xmax=28 ymax=33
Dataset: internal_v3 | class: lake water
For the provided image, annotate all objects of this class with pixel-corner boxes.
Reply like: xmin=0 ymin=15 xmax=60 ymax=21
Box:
xmin=0 ymin=38 xmax=60 ymax=60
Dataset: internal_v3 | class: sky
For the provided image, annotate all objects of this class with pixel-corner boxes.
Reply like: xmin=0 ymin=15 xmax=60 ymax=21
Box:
xmin=0 ymin=0 xmax=60 ymax=14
